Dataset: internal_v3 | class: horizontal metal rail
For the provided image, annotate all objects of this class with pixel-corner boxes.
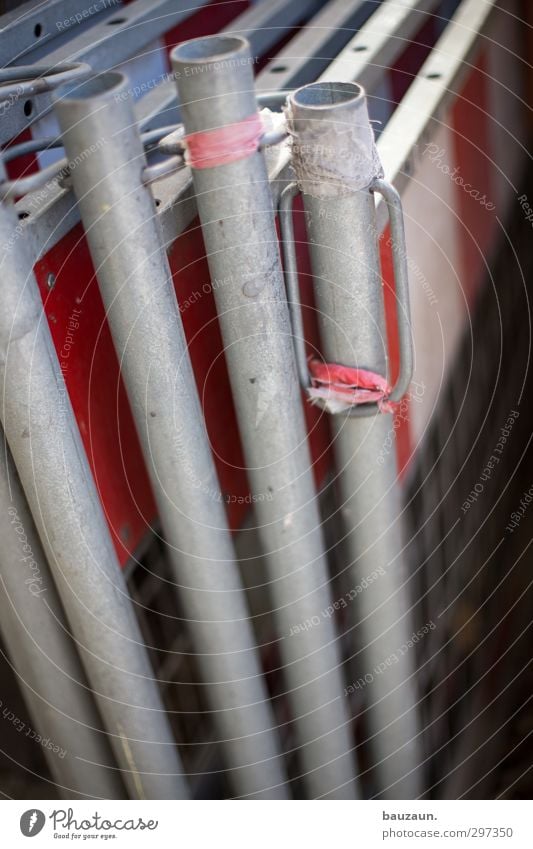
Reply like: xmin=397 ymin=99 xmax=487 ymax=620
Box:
xmin=1 ymin=0 xmax=207 ymax=145
xmin=376 ymin=0 xmax=500 ymax=229
xmin=0 ymin=0 xmax=117 ymax=67
xmin=321 ymin=0 xmax=443 ymax=89
xmin=254 ymin=0 xmax=374 ymax=93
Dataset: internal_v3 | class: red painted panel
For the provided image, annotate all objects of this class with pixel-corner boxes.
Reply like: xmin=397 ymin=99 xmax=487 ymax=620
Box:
xmin=451 ymin=53 xmax=495 ymax=306
xmin=33 ymin=226 xmax=157 ymax=566
xmin=3 ymin=129 xmax=38 ymax=182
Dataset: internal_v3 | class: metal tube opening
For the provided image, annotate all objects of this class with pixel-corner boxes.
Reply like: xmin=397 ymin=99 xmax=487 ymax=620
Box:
xmin=292 ymin=81 xmax=365 ymax=109
xmin=171 ymin=34 xmax=248 ymax=64
xmin=55 ymin=71 xmax=126 ymax=102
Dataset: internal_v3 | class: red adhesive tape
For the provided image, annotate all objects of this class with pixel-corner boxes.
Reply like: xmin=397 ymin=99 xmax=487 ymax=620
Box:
xmin=308 ymin=358 xmax=393 ymax=414
xmin=184 ymin=113 xmax=263 ymax=170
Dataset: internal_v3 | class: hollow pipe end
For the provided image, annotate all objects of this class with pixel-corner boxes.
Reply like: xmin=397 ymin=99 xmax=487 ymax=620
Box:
xmin=170 ymin=35 xmax=257 ymax=132
xmin=291 ymin=81 xmax=366 ymax=109
xmin=170 ymin=34 xmax=251 ymax=69
xmin=52 ymin=71 xmax=130 ymax=110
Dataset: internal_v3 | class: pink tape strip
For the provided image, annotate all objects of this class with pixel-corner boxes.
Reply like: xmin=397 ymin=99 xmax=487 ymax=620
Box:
xmin=308 ymin=358 xmax=394 ymax=413
xmin=184 ymin=113 xmax=263 ymax=170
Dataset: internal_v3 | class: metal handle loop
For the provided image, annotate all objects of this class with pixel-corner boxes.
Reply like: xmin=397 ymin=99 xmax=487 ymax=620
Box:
xmin=370 ymin=177 xmax=413 ymax=404
xmin=279 ymin=178 xmax=413 ymax=417
xmin=0 ymin=61 xmax=92 ymax=102
xmin=279 ymin=182 xmax=312 ymax=393
xmin=142 ymin=153 xmax=186 ymax=185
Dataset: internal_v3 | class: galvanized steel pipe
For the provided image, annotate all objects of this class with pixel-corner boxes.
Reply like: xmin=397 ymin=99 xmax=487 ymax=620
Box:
xmin=285 ymin=81 xmax=422 ymax=798
xmin=0 ymin=437 xmax=123 ymax=799
xmin=172 ymin=36 xmax=358 ymax=800
xmin=53 ymin=72 xmax=287 ymax=800
xmin=0 ymin=157 xmax=187 ymax=800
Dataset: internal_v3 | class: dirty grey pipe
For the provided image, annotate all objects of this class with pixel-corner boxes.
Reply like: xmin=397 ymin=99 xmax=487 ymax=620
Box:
xmin=286 ymin=81 xmax=422 ymax=798
xmin=172 ymin=36 xmax=359 ymax=800
xmin=53 ymin=73 xmax=288 ymax=801
xmin=0 ymin=437 xmax=124 ymax=799
xmin=0 ymin=158 xmax=187 ymax=800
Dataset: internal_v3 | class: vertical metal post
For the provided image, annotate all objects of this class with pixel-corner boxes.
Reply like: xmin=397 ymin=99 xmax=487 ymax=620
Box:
xmin=286 ymin=81 xmax=422 ymax=798
xmin=0 ymin=436 xmax=124 ymax=799
xmin=172 ymin=36 xmax=358 ymax=800
xmin=53 ymin=72 xmax=288 ymax=800
xmin=0 ymin=158 xmax=187 ymax=800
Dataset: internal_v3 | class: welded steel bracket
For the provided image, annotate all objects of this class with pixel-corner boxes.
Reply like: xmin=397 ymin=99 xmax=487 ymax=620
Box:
xmin=279 ymin=176 xmax=413 ymax=417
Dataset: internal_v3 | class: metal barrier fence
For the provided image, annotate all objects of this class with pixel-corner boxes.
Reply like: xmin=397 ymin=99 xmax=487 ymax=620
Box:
xmin=0 ymin=0 xmax=529 ymax=800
